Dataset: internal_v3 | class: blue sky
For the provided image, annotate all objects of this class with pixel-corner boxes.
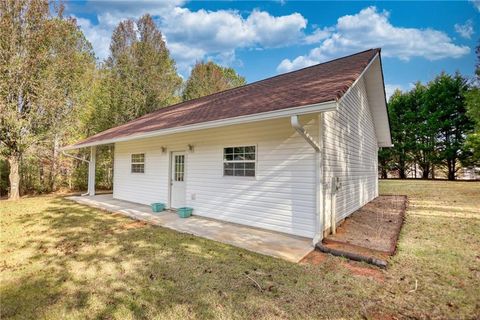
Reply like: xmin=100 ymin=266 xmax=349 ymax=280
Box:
xmin=66 ymin=1 xmax=479 ymax=98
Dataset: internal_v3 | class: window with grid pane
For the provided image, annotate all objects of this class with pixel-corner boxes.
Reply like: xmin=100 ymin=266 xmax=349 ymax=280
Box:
xmin=174 ymin=155 xmax=184 ymax=181
xmin=131 ymin=153 xmax=145 ymax=173
xmin=223 ymin=146 xmax=255 ymax=177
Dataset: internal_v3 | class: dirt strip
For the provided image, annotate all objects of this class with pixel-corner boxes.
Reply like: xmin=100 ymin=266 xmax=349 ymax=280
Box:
xmin=303 ymin=195 xmax=407 ymax=267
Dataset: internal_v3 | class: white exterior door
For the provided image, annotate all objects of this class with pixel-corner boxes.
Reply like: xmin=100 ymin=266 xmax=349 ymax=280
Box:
xmin=170 ymin=152 xmax=186 ymax=208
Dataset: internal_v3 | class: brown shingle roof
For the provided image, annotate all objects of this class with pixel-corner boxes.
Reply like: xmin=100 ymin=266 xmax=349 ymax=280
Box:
xmin=72 ymin=48 xmax=380 ymax=147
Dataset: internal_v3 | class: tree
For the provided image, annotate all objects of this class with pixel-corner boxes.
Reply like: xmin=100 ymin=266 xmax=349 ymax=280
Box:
xmin=466 ymin=88 xmax=480 ymax=126
xmin=74 ymin=15 xmax=183 ymax=194
xmin=378 ymin=147 xmax=393 ymax=179
xmin=387 ymin=90 xmax=417 ymax=178
xmin=92 ymin=14 xmax=182 ymax=131
xmin=463 ymin=43 xmax=480 ymax=167
xmin=464 ymin=86 xmax=480 ymax=166
xmin=381 ymin=71 xmax=475 ymax=180
xmin=463 ymin=130 xmax=480 ymax=167
xmin=410 ymin=82 xmax=437 ymax=179
xmin=182 ymin=61 xmax=246 ymax=101
xmin=424 ymin=73 xmax=473 ymax=180
xmin=0 ymin=0 xmax=95 ymax=199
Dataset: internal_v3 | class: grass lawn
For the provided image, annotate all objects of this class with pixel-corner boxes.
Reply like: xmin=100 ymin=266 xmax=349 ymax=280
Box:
xmin=1 ymin=180 xmax=479 ymax=319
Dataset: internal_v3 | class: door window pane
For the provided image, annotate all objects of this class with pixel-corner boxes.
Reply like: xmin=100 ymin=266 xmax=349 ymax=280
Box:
xmin=174 ymin=155 xmax=184 ymax=181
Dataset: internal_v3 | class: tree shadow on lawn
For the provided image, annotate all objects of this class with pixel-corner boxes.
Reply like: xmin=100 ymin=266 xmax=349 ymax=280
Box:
xmin=2 ymin=197 xmax=383 ymax=319
xmin=3 ymin=198 xmax=236 ymax=319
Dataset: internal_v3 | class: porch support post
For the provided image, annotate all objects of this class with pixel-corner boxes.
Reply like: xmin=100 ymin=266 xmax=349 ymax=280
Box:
xmin=88 ymin=146 xmax=96 ymax=196
xmin=317 ymin=113 xmax=325 ymax=243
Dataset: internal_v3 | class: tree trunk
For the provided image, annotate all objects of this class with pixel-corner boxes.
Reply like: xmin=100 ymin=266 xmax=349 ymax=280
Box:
xmin=8 ymin=155 xmax=20 ymax=200
xmin=448 ymin=171 xmax=455 ymax=180
xmin=448 ymin=160 xmax=456 ymax=181
xmin=50 ymin=135 xmax=59 ymax=192
xmin=381 ymin=169 xmax=387 ymax=179
xmin=421 ymin=164 xmax=430 ymax=179
xmin=398 ymin=157 xmax=407 ymax=179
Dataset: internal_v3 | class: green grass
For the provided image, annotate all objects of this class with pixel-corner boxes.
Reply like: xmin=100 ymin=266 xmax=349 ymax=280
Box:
xmin=1 ymin=180 xmax=479 ymax=319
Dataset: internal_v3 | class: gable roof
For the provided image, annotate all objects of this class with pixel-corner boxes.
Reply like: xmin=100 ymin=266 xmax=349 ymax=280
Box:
xmin=64 ymin=48 xmax=384 ymax=150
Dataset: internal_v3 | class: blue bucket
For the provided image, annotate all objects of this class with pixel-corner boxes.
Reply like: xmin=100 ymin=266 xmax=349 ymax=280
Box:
xmin=151 ymin=203 xmax=165 ymax=213
xmin=177 ymin=207 xmax=193 ymax=218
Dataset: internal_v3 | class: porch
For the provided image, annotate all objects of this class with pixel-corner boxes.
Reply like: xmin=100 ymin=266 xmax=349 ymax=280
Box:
xmin=65 ymin=194 xmax=313 ymax=263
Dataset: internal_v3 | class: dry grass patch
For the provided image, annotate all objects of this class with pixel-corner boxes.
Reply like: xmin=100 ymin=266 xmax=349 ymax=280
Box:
xmin=0 ymin=180 xmax=479 ymax=319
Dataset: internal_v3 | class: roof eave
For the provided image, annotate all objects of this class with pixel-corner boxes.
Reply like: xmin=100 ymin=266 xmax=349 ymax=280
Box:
xmin=376 ymin=51 xmax=393 ymax=147
xmin=61 ymin=100 xmax=338 ymax=151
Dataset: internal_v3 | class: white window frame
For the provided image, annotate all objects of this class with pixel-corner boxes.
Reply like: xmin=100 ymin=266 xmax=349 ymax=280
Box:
xmin=222 ymin=145 xmax=257 ymax=178
xmin=131 ymin=153 xmax=145 ymax=174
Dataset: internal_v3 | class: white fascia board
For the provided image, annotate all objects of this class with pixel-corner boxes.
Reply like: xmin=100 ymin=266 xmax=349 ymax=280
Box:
xmin=61 ymin=100 xmax=338 ymax=151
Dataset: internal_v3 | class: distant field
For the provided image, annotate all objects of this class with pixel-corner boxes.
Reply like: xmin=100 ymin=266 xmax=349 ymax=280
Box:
xmin=1 ymin=180 xmax=479 ymax=319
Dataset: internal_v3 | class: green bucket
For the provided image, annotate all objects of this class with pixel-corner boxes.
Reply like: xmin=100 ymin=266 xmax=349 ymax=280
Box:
xmin=177 ymin=207 xmax=193 ymax=218
xmin=151 ymin=203 xmax=165 ymax=213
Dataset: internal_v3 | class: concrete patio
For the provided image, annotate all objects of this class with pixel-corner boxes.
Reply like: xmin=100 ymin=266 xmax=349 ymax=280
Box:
xmin=66 ymin=194 xmax=313 ymax=262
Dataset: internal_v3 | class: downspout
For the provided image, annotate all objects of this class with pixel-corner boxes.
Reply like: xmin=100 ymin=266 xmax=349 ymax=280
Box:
xmin=290 ymin=115 xmax=323 ymax=245
xmin=61 ymin=150 xmax=90 ymax=196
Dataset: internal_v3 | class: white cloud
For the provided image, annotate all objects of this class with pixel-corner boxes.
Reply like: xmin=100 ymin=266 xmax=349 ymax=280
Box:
xmin=470 ymin=0 xmax=480 ymax=12
xmin=69 ymin=2 xmax=307 ymax=75
xmin=89 ymin=0 xmax=184 ymax=21
xmin=454 ymin=20 xmax=474 ymax=39
xmin=247 ymin=10 xmax=307 ymax=47
xmin=159 ymin=7 xmax=306 ymax=73
xmin=304 ymin=27 xmax=332 ymax=44
xmin=167 ymin=43 xmax=206 ymax=64
xmin=70 ymin=1 xmax=180 ymax=61
xmin=277 ymin=7 xmax=470 ymax=73
xmin=74 ymin=16 xmax=112 ymax=61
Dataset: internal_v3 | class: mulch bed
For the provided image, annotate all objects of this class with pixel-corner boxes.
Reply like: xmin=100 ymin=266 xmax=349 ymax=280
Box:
xmin=304 ymin=195 xmax=407 ymax=268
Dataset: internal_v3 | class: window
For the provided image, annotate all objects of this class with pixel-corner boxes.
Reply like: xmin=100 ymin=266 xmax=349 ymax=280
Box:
xmin=223 ymin=146 xmax=256 ymax=177
xmin=131 ymin=153 xmax=145 ymax=173
xmin=174 ymin=154 xmax=185 ymax=181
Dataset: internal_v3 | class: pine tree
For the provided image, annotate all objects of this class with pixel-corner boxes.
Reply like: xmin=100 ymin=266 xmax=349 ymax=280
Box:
xmin=387 ymin=90 xmax=416 ymax=178
xmin=463 ymin=43 xmax=480 ymax=167
xmin=425 ymin=73 xmax=472 ymax=180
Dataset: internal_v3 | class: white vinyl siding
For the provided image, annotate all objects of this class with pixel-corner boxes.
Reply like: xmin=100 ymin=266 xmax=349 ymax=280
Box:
xmin=322 ymin=77 xmax=378 ymax=228
xmin=113 ymin=116 xmax=318 ymax=238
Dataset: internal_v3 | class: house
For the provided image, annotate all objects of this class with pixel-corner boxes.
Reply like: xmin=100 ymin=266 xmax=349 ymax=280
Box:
xmin=62 ymin=48 xmax=392 ymax=245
